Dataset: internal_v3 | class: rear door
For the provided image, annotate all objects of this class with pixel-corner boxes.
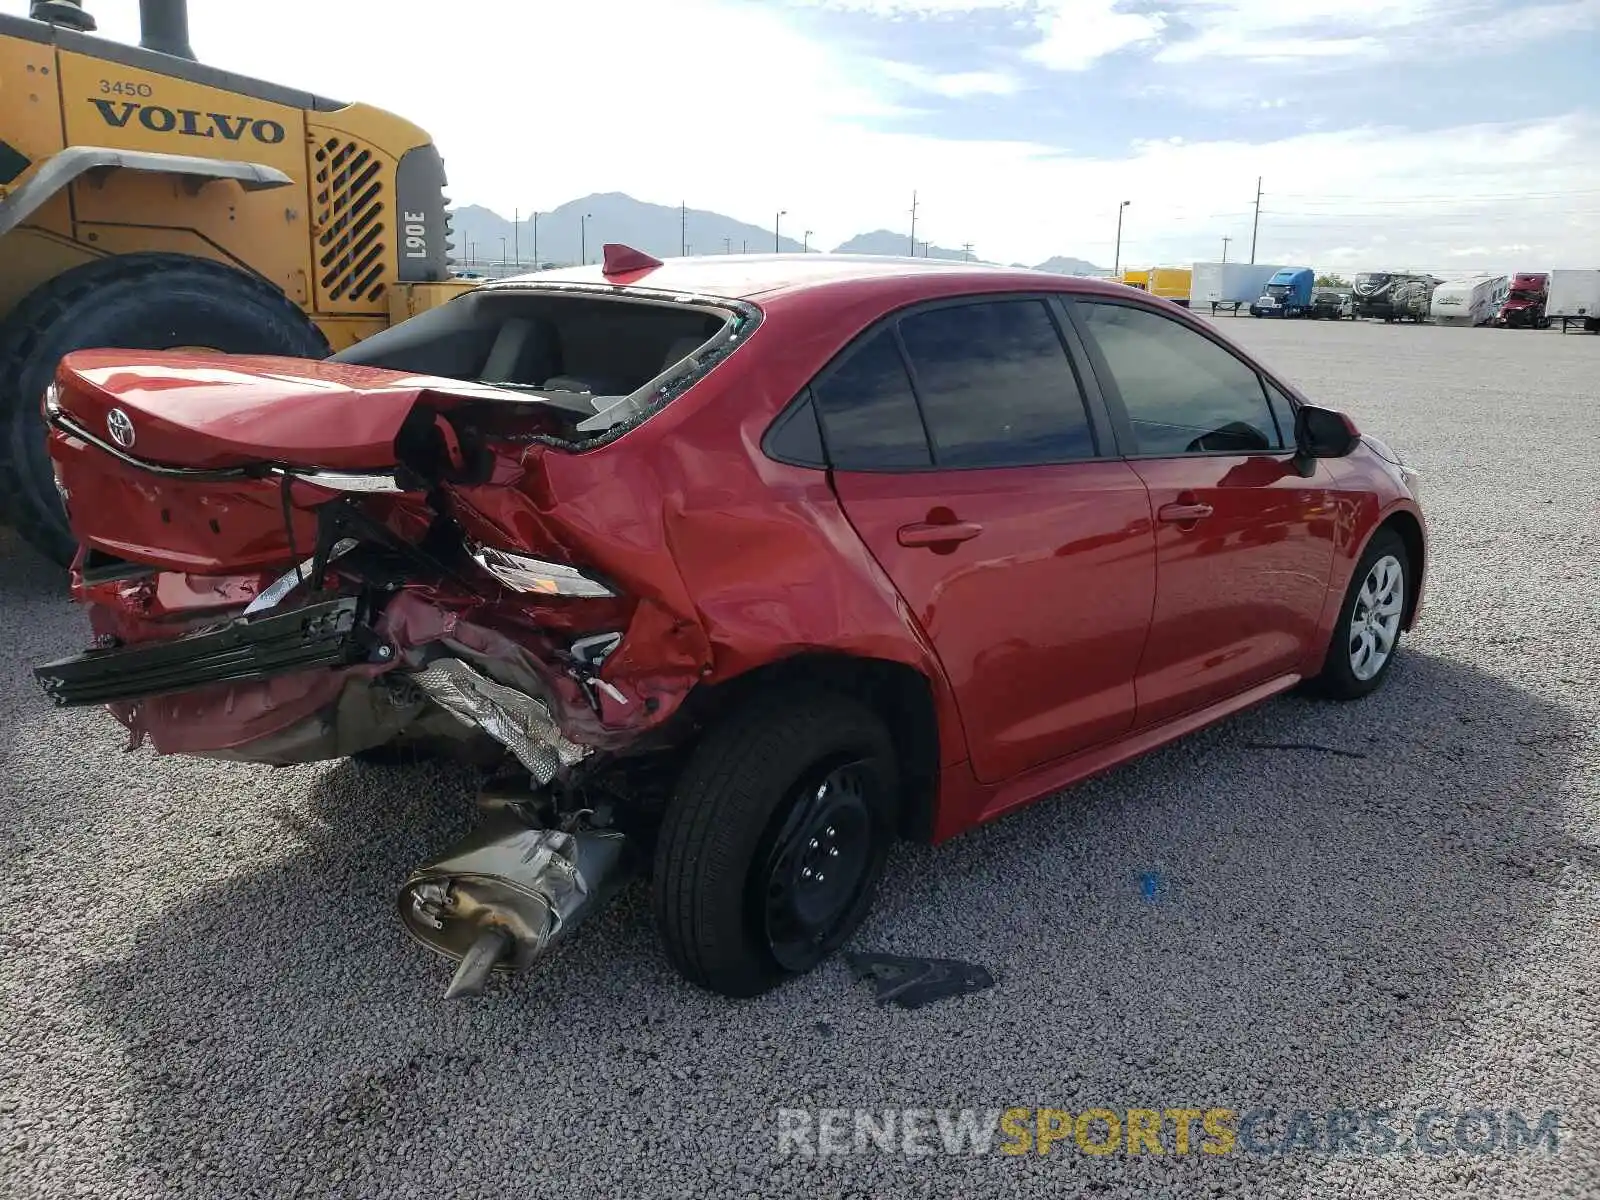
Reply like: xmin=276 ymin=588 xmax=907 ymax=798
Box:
xmin=811 ymin=295 xmax=1156 ymax=784
xmin=1069 ymin=298 xmax=1339 ymax=728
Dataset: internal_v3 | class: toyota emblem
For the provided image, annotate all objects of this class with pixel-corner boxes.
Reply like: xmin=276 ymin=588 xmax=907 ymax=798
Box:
xmin=106 ymin=408 xmax=136 ymax=449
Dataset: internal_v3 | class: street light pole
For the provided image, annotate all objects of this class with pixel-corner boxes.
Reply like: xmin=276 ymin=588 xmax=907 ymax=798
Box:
xmin=803 ymin=230 xmax=813 ymax=253
xmin=532 ymin=212 xmax=540 ymax=267
xmin=514 ymin=208 xmax=519 ymax=264
xmin=1221 ymin=235 xmax=1231 ymax=263
xmin=580 ymin=212 xmax=592 ymax=265
xmin=775 ymin=209 xmax=786 ymax=252
xmin=1250 ymin=176 xmax=1263 ymax=264
xmin=1113 ymin=200 xmax=1131 ymax=276
xmin=499 ymin=236 xmax=506 ymax=265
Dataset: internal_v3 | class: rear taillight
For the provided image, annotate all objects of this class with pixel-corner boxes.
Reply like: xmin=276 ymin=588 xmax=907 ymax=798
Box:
xmin=469 ymin=544 xmax=616 ymax=598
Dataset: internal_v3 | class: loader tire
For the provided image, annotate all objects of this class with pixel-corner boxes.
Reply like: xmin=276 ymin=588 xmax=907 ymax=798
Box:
xmin=652 ymin=690 xmax=898 ymax=998
xmin=0 ymin=254 xmax=329 ymax=565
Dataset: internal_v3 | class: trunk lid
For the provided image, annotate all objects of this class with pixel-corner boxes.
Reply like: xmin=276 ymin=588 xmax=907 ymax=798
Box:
xmin=54 ymin=350 xmax=504 ymax=471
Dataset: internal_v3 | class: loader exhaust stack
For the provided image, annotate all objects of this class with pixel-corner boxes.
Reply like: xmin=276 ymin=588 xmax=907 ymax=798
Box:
xmin=399 ymin=813 xmax=629 ymax=999
xmin=138 ymin=0 xmax=194 ymax=61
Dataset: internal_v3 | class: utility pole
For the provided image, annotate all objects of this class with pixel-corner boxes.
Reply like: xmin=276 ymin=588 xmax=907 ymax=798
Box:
xmin=680 ymin=201 xmax=687 ymax=256
xmin=1221 ymin=235 xmax=1231 ymax=263
xmin=1250 ymin=176 xmax=1262 ymax=264
xmin=908 ymin=190 xmax=919 ymax=255
xmin=1113 ymin=200 xmax=1131 ymax=276
xmin=532 ymin=212 xmax=539 ymax=267
xmin=803 ymin=230 xmax=813 ymax=253
xmin=499 ymin=236 xmax=506 ymax=265
xmin=724 ymin=237 xmax=732 ymax=254
xmin=514 ymin=208 xmax=519 ymax=264
xmin=580 ymin=212 xmax=592 ymax=265
xmin=742 ymin=239 xmax=748 ymax=253
xmin=961 ymin=241 xmax=974 ymax=262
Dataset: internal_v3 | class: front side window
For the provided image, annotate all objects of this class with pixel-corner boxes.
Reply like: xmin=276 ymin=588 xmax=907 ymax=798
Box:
xmin=1078 ymin=302 xmax=1284 ymax=455
xmin=897 ymin=299 xmax=1096 ymax=468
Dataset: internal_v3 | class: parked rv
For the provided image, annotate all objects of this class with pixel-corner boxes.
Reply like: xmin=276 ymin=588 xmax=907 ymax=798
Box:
xmin=1547 ymin=269 xmax=1600 ymax=333
xmin=1311 ymin=288 xmax=1355 ymax=319
xmin=1354 ymin=272 xmax=1438 ymax=321
xmin=1430 ymin=275 xmax=1509 ymax=327
xmin=1250 ymin=267 xmax=1315 ymax=318
xmin=1389 ymin=277 xmax=1437 ymax=322
xmin=1190 ymin=262 xmax=1286 ymax=315
xmin=1495 ymin=273 xmax=1550 ymax=328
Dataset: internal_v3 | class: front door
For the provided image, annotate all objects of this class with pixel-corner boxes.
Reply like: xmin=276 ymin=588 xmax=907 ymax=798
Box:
xmin=1072 ymin=299 xmax=1338 ymax=727
xmin=812 ymin=296 xmax=1157 ymax=784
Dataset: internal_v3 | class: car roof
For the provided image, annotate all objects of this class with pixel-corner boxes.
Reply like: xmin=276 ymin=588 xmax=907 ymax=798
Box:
xmin=484 ymin=252 xmax=1132 ymax=305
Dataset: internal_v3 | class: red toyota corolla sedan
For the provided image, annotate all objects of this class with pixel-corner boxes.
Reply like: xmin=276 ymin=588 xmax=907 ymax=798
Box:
xmin=34 ymin=249 xmax=1426 ymax=999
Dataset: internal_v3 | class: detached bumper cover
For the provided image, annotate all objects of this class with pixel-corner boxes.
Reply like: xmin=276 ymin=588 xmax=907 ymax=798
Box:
xmin=34 ymin=598 xmax=364 ymax=708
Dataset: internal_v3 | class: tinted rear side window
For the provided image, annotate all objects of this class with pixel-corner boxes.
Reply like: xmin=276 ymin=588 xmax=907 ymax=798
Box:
xmin=898 ymin=300 xmax=1096 ymax=468
xmin=1078 ymin=302 xmax=1283 ymax=455
xmin=812 ymin=330 xmax=932 ymax=469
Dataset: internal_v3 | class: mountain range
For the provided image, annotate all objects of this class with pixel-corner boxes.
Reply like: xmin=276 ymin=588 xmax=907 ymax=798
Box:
xmin=448 ymin=193 xmax=1106 ymax=276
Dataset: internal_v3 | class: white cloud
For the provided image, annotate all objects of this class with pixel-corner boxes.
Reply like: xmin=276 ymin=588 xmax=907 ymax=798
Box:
xmin=783 ymin=0 xmax=1025 ymax=11
xmin=86 ymin=1 xmax=1600 ymax=270
xmin=878 ymin=60 xmax=1023 ymax=96
xmin=1154 ymin=0 xmax=1600 ymax=64
xmin=1025 ymin=1 xmax=1166 ymax=70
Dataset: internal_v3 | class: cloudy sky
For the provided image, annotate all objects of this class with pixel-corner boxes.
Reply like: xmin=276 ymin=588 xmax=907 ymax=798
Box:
xmin=84 ymin=0 xmax=1600 ymax=271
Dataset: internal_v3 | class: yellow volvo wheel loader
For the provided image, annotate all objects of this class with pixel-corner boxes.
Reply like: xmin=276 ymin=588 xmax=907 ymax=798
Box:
xmin=0 ymin=0 xmax=474 ymax=563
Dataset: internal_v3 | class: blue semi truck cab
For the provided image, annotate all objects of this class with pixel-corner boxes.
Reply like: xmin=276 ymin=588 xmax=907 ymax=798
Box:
xmin=1250 ymin=267 xmax=1315 ymax=317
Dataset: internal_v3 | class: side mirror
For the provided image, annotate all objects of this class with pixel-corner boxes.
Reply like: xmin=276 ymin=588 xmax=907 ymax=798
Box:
xmin=1295 ymin=404 xmax=1360 ymax=461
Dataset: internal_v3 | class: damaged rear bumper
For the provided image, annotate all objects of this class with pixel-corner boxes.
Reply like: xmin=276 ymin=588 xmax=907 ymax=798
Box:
xmin=33 ymin=598 xmax=368 ymax=708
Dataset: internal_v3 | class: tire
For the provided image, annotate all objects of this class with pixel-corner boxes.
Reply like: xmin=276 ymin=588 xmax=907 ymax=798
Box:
xmin=0 ymin=254 xmax=330 ymax=564
xmin=1308 ymin=527 xmax=1410 ymax=701
xmin=652 ymin=690 xmax=899 ymax=998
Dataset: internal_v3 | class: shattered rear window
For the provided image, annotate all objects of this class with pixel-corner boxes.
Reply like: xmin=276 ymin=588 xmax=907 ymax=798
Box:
xmin=330 ymin=285 xmax=759 ymax=447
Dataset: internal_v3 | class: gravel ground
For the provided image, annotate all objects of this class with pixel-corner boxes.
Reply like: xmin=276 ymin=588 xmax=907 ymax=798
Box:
xmin=3 ymin=318 xmax=1598 ymax=1199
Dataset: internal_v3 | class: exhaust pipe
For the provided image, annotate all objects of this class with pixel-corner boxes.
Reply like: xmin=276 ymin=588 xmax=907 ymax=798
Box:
xmin=139 ymin=0 xmax=194 ymax=60
xmin=29 ymin=1 xmax=96 ymax=32
xmin=399 ymin=813 xmax=628 ymax=999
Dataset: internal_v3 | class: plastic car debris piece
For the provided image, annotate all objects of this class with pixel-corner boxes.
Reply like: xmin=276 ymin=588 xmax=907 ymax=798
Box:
xmin=844 ymin=952 xmax=994 ymax=1010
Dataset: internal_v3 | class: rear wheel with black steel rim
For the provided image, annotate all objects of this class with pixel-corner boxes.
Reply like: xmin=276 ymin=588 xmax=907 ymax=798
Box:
xmin=1308 ymin=527 xmax=1410 ymax=700
xmin=652 ymin=691 xmax=898 ymax=997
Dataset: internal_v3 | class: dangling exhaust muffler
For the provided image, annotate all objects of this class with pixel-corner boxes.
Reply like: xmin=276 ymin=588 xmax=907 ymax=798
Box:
xmin=399 ymin=812 xmax=628 ymax=999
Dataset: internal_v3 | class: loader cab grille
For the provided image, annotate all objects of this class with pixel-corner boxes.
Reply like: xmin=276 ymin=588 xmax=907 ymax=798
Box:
xmin=311 ymin=134 xmax=389 ymax=309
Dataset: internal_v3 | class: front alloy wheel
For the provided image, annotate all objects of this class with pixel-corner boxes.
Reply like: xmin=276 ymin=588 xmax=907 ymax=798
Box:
xmin=1309 ymin=527 xmax=1411 ymax=700
xmin=1348 ymin=553 xmax=1404 ymax=681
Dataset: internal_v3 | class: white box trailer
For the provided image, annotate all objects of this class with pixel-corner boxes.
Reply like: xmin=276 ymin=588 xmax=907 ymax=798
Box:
xmin=1430 ymin=274 xmax=1509 ymax=326
xmin=1547 ymin=269 xmax=1600 ymax=332
xmin=1191 ymin=262 xmax=1287 ymax=314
